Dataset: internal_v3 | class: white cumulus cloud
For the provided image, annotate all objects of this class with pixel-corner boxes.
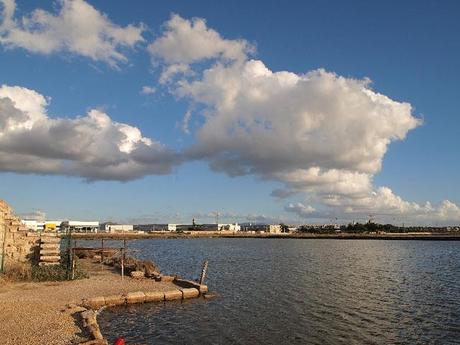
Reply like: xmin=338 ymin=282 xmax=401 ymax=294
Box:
xmin=151 ymin=15 xmax=460 ymax=224
xmin=0 ymin=0 xmax=145 ymax=67
xmin=0 ymin=84 xmax=179 ymax=180
xmin=148 ymin=14 xmax=254 ymax=72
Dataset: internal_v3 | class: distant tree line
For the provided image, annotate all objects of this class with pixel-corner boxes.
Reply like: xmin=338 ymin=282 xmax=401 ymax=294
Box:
xmin=296 ymin=222 xmax=459 ymax=234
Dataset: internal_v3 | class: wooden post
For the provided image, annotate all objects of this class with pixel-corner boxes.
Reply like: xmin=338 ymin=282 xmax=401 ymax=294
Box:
xmin=71 ymin=247 xmax=75 ymax=280
xmin=199 ymin=260 xmax=209 ymax=285
xmin=101 ymin=238 xmax=104 ymax=264
xmin=121 ymin=247 xmax=124 ymax=280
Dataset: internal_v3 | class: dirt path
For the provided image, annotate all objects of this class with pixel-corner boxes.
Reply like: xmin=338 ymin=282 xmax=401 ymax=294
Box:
xmin=0 ymin=261 xmax=177 ymax=345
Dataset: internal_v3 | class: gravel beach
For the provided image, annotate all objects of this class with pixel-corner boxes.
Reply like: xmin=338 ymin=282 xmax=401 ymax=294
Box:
xmin=0 ymin=261 xmax=178 ymax=345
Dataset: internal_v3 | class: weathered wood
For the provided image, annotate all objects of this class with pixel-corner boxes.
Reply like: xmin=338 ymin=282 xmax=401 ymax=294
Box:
xmin=199 ymin=260 xmax=209 ymax=285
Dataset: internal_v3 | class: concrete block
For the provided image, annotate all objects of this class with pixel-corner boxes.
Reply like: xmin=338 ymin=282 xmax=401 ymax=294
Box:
xmin=160 ymin=275 xmax=175 ymax=282
xmin=83 ymin=297 xmax=106 ymax=310
xmin=181 ymin=288 xmax=199 ymax=299
xmin=164 ymin=289 xmax=182 ymax=301
xmin=103 ymin=295 xmax=126 ymax=306
xmin=144 ymin=291 xmax=165 ymax=302
xmin=199 ymin=285 xmax=209 ymax=294
xmin=125 ymin=291 xmax=146 ymax=304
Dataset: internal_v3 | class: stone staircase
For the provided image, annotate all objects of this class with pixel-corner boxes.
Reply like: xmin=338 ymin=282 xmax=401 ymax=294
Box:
xmin=39 ymin=235 xmax=61 ymax=266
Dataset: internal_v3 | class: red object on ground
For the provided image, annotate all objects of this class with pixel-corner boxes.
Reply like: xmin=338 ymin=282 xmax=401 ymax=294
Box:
xmin=114 ymin=337 xmax=125 ymax=345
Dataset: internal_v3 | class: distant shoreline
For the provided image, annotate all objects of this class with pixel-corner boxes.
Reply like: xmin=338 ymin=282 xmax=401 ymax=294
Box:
xmin=70 ymin=232 xmax=460 ymax=241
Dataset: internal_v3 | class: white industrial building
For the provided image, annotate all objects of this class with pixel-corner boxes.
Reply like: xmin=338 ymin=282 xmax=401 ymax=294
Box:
xmin=61 ymin=220 xmax=99 ymax=233
xmin=242 ymin=224 xmax=282 ymax=233
xmin=194 ymin=223 xmax=241 ymax=232
xmin=102 ymin=223 xmax=134 ymax=233
xmin=21 ymin=220 xmax=63 ymax=232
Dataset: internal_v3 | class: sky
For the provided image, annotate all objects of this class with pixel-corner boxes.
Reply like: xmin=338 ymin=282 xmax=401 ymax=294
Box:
xmin=0 ymin=0 xmax=459 ymax=225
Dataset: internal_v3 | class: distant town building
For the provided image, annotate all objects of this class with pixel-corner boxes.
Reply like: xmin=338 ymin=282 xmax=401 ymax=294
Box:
xmin=241 ymin=224 xmax=281 ymax=233
xmin=21 ymin=220 xmax=62 ymax=232
xmin=101 ymin=223 xmax=134 ymax=233
xmin=192 ymin=223 xmax=241 ymax=232
xmin=134 ymin=224 xmax=181 ymax=232
xmin=61 ymin=220 xmax=99 ymax=233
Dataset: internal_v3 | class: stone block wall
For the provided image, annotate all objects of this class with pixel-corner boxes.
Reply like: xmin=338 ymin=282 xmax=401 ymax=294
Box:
xmin=0 ymin=199 xmax=41 ymax=269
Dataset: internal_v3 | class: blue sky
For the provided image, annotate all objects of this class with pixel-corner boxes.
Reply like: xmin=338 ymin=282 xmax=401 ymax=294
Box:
xmin=0 ymin=0 xmax=459 ymax=224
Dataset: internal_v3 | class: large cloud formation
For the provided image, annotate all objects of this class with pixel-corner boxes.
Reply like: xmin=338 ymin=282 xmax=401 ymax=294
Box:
xmin=0 ymin=2 xmax=458 ymax=224
xmin=0 ymin=0 xmax=144 ymax=67
xmin=0 ymin=85 xmax=179 ymax=180
xmin=148 ymin=15 xmax=460 ymax=224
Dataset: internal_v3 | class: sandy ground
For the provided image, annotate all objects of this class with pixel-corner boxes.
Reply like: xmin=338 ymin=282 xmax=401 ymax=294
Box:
xmin=0 ymin=260 xmax=177 ymax=345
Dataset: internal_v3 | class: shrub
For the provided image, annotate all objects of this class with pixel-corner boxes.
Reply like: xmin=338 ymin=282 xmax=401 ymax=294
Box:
xmin=3 ymin=262 xmax=32 ymax=281
xmin=32 ymin=264 xmax=89 ymax=282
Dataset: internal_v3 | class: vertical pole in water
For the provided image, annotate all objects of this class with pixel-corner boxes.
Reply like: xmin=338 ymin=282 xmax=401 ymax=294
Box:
xmin=199 ymin=260 xmax=209 ymax=285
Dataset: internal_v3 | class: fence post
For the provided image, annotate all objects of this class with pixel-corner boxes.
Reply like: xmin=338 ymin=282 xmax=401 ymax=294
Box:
xmin=101 ymin=238 xmax=104 ymax=264
xmin=120 ymin=247 xmax=124 ymax=280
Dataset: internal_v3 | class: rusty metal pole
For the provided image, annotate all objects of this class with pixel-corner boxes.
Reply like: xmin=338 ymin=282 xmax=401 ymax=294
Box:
xmin=199 ymin=260 xmax=209 ymax=285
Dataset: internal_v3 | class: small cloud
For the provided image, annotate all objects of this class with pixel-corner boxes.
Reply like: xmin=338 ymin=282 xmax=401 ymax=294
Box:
xmin=270 ymin=188 xmax=296 ymax=199
xmin=141 ymin=86 xmax=156 ymax=95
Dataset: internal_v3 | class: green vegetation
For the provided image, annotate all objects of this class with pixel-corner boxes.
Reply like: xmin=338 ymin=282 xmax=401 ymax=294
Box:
xmin=31 ymin=264 xmax=88 ymax=282
xmin=1 ymin=258 xmax=88 ymax=282
xmin=297 ymin=222 xmax=459 ymax=234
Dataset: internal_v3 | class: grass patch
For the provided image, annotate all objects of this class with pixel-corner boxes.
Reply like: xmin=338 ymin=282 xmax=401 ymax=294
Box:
xmin=1 ymin=260 xmax=89 ymax=282
xmin=2 ymin=262 xmax=32 ymax=281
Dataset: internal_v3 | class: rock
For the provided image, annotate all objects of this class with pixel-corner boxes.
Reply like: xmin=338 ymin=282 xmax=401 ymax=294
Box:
xmin=143 ymin=260 xmax=160 ymax=277
xmin=130 ymin=270 xmax=145 ymax=279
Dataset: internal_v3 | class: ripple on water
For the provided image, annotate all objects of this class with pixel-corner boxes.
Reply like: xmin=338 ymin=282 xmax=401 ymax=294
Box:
xmin=98 ymin=239 xmax=460 ymax=345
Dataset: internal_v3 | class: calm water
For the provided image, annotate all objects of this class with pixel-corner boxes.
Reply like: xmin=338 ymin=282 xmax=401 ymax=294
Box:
xmin=98 ymin=239 xmax=460 ymax=344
